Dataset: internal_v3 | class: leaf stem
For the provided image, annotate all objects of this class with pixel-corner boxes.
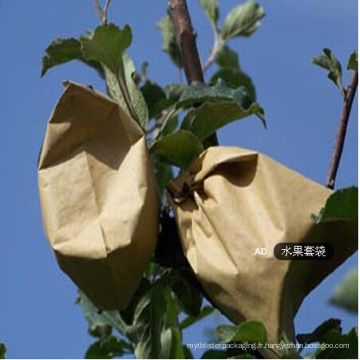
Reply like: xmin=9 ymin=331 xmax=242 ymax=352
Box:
xmin=147 ymin=121 xmax=161 ymax=135
xmin=326 ymin=70 xmax=358 ymax=189
xmin=203 ymin=34 xmax=223 ymax=73
xmin=147 ymin=106 xmax=176 ymax=137
xmin=169 ymin=0 xmax=218 ymax=147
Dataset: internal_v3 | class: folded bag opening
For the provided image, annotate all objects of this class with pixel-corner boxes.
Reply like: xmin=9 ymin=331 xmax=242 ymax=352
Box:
xmin=168 ymin=146 xmax=357 ymax=357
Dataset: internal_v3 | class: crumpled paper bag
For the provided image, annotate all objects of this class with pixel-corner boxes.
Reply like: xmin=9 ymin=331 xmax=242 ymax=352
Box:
xmin=38 ymin=81 xmax=159 ymax=310
xmin=168 ymin=146 xmax=357 ymax=354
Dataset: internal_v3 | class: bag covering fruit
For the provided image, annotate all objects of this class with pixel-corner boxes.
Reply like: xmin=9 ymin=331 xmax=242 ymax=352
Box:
xmin=168 ymin=146 xmax=357 ymax=354
xmin=38 ymin=81 xmax=158 ymax=310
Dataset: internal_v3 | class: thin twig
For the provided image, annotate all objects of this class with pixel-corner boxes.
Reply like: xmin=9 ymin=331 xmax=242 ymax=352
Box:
xmin=169 ymin=0 xmax=218 ymax=147
xmin=147 ymin=106 xmax=178 ymax=137
xmin=159 ymin=107 xmax=177 ymax=134
xmin=147 ymin=120 xmax=163 ymax=135
xmin=103 ymin=0 xmax=111 ymax=23
xmin=94 ymin=0 xmax=111 ymax=24
xmin=203 ymin=19 xmax=265 ymax=73
xmin=94 ymin=0 xmax=104 ymax=23
xmin=202 ymin=34 xmax=223 ymax=73
xmin=326 ymin=70 xmax=358 ymax=189
xmin=202 ymin=43 xmax=218 ymax=73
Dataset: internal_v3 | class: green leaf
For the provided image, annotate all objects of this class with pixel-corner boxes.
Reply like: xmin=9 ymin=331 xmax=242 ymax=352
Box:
xmin=141 ymin=81 xmax=168 ymax=119
xmin=217 ymin=321 xmax=267 ymax=344
xmin=160 ymin=327 xmax=184 ymax=359
xmin=296 ymin=318 xmax=342 ymax=345
xmin=80 ymin=24 xmax=148 ymax=128
xmin=216 ymin=325 xmax=237 ymax=343
xmin=41 ymin=38 xmax=81 ymax=77
xmin=79 ymin=283 xmax=167 ymax=359
xmin=153 ymin=157 xmax=174 ymax=200
xmin=234 ymin=321 xmax=267 ymax=344
xmin=121 ymin=55 xmax=149 ymax=130
xmin=202 ymin=350 xmax=227 ymax=359
xmin=216 ymin=45 xmax=240 ymax=70
xmin=81 ymin=23 xmax=132 ymax=75
xmin=119 ymin=278 xmax=152 ymax=326
xmin=166 ymin=84 xmax=187 ymax=103
xmin=180 ymin=305 xmax=215 ymax=329
xmin=151 ymin=130 xmax=204 ymax=169
xmin=77 ymin=291 xmax=129 ymax=336
xmin=330 ymin=268 xmax=358 ymax=312
xmin=182 ymin=101 xmax=263 ymax=140
xmin=169 ymin=272 xmax=202 ymax=317
xmin=315 ymin=327 xmax=358 ymax=359
xmin=0 ymin=343 xmax=6 ymax=359
xmin=210 ymin=68 xmax=256 ymax=100
xmin=160 ymin=328 xmax=174 ymax=359
xmin=183 ymin=346 xmax=194 ymax=359
xmin=153 ymin=108 xmax=180 ymax=140
xmin=146 ymin=83 xmax=185 ymax=136
xmin=177 ymin=80 xmax=257 ymax=109
xmin=279 ymin=333 xmax=302 ymax=359
xmin=104 ymin=66 xmax=122 ymax=101
xmin=221 ymin=0 xmax=265 ymax=41
xmin=85 ymin=336 xmax=127 ymax=359
xmin=164 ymin=289 xmax=181 ymax=327
xmin=105 ymin=54 xmax=149 ymax=129
xmin=41 ymin=38 xmax=104 ymax=78
xmin=160 ymin=115 xmax=179 ymax=137
xmin=180 ymin=83 xmax=264 ymax=140
xmin=314 ymin=187 xmax=358 ymax=223
xmin=347 ymin=49 xmax=358 ymax=71
xmin=157 ymin=13 xmax=182 ymax=68
xmin=129 ymin=282 xmax=166 ymax=359
xmin=312 ymin=48 xmax=344 ymax=95
xmin=199 ymin=0 xmax=219 ymax=30
xmin=88 ymin=325 xmax=112 ymax=339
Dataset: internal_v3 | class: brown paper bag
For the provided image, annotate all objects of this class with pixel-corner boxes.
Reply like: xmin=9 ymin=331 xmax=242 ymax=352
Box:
xmin=168 ymin=146 xmax=357 ymax=354
xmin=38 ymin=81 xmax=159 ymax=310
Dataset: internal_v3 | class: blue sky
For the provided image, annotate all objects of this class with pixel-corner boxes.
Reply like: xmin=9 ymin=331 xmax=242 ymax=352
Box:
xmin=3 ymin=0 xmax=358 ymax=358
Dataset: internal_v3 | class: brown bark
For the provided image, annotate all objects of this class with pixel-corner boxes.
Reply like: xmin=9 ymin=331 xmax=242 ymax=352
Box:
xmin=169 ymin=0 xmax=218 ymax=147
xmin=326 ymin=71 xmax=358 ymax=189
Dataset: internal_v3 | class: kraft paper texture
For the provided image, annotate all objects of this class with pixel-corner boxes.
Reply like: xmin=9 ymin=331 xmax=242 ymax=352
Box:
xmin=38 ymin=81 xmax=159 ymax=310
xmin=168 ymin=147 xmax=357 ymax=357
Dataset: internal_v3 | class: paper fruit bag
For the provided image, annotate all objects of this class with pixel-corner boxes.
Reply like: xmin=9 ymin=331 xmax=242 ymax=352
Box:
xmin=168 ymin=146 xmax=357 ymax=350
xmin=38 ymin=81 xmax=158 ymax=310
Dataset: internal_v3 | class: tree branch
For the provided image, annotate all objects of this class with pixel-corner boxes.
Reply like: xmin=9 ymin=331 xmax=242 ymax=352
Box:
xmin=169 ymin=0 xmax=204 ymax=84
xmin=169 ymin=0 xmax=218 ymax=148
xmin=326 ymin=70 xmax=358 ymax=189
